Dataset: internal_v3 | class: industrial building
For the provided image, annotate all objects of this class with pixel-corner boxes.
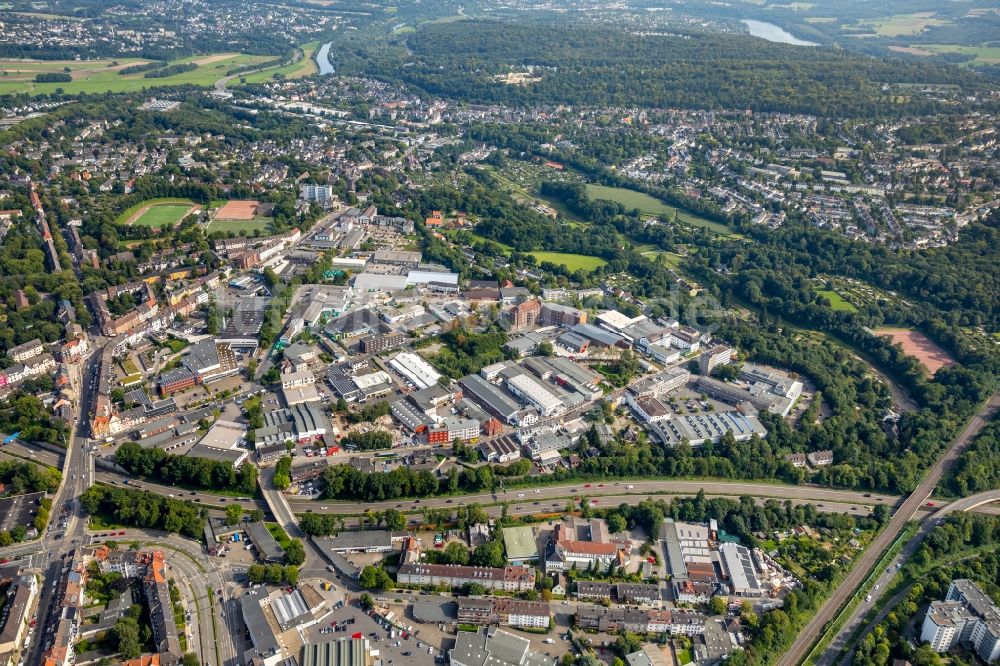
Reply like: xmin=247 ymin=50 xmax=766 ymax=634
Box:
xmin=389 ymin=352 xmax=441 ymax=390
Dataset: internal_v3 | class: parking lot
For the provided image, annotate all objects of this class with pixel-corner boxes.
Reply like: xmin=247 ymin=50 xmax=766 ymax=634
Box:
xmin=303 ymin=600 xmax=442 ymax=666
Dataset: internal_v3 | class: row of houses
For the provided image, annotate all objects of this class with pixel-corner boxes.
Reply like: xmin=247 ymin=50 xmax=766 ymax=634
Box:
xmin=457 ymin=597 xmax=551 ymax=629
xmin=574 ymin=605 xmax=707 ymax=636
xmin=396 ymin=563 xmax=536 ymax=593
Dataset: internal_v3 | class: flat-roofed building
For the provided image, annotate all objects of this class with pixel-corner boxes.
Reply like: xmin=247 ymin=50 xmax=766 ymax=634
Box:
xmin=539 ymin=302 xmax=588 ymax=327
xmin=450 ymin=628 xmax=555 ymax=666
xmin=502 ymin=526 xmax=539 ymax=565
xmin=507 ymin=373 xmax=563 ymax=417
xmin=699 ymin=345 xmax=734 ymax=376
xmin=240 ymin=587 xmax=283 ymax=666
xmin=460 ymin=374 xmax=521 ymax=425
xmin=397 ymin=563 xmax=535 ymax=593
xmin=372 ymin=250 xmax=421 ymax=267
xmin=920 ymin=579 xmax=1000 ymax=662
xmin=316 ymin=530 xmax=396 ymax=554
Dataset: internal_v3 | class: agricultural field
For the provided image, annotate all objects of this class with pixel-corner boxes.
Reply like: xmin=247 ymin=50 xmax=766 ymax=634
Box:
xmin=0 ymin=53 xmax=272 ymax=96
xmin=235 ymin=41 xmax=321 ymax=85
xmin=850 ymin=12 xmax=949 ymax=37
xmin=816 ymin=289 xmax=858 ymax=313
xmin=874 ymin=328 xmax=956 ymax=375
xmin=529 ymin=251 xmax=607 ymax=272
xmin=584 ymin=184 xmax=732 ymax=234
xmin=116 ymin=198 xmax=200 ymax=229
xmin=920 ymin=44 xmax=1000 ymax=66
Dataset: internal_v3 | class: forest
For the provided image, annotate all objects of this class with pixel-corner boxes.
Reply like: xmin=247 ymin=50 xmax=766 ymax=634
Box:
xmin=328 ymin=20 xmax=984 ymax=117
xmin=939 ymin=418 xmax=1000 ymax=498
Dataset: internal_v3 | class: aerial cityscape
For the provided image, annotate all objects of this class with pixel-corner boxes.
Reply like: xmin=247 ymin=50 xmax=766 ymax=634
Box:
xmin=0 ymin=1 xmax=997 ymax=666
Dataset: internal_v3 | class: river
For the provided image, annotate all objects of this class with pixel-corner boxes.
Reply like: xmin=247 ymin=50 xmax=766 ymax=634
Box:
xmin=742 ymin=19 xmax=818 ymax=46
xmin=316 ymin=42 xmax=334 ymax=75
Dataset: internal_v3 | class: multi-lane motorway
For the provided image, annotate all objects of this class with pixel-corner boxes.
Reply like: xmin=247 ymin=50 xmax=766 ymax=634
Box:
xmin=287 ymin=479 xmax=901 ymax=513
xmin=777 ymin=391 xmax=1000 ymax=666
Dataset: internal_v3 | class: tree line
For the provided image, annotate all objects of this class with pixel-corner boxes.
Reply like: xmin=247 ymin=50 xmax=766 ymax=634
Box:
xmin=80 ymin=484 xmax=206 ymax=539
xmin=115 ymin=441 xmax=259 ymax=496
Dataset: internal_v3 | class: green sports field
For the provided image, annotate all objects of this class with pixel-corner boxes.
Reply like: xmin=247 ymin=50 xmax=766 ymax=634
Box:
xmin=205 ymin=218 xmax=272 ymax=235
xmin=115 ymin=197 xmax=199 ymax=227
xmin=817 ymin=289 xmax=858 ymax=312
xmin=529 ymin=251 xmax=607 ymax=272
xmin=132 ymin=204 xmax=194 ymax=229
xmin=585 ymin=184 xmax=732 ymax=234
xmin=0 ymin=52 xmax=272 ymax=96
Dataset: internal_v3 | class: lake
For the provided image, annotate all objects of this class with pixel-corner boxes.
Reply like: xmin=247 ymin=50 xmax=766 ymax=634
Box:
xmin=317 ymin=42 xmax=334 ymax=75
xmin=742 ymin=19 xmax=818 ymax=46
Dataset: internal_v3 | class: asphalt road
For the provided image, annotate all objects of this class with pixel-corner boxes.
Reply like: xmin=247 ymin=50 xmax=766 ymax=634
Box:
xmin=20 ymin=351 xmax=97 ymax=666
xmin=777 ymin=391 xmax=1000 ymax=666
xmin=287 ymin=479 xmax=901 ymax=514
xmin=821 ymin=488 xmax=1000 ymax=666
xmin=95 ymin=527 xmax=239 ymax=666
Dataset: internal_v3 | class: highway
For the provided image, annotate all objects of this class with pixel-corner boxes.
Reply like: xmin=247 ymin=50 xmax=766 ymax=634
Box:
xmin=777 ymin=391 xmax=1000 ymax=666
xmin=819 ymin=488 xmax=1000 ymax=666
xmin=287 ymin=479 xmax=901 ymax=514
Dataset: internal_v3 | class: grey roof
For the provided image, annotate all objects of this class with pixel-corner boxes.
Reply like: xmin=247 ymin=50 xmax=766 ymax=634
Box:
xmin=145 ymin=578 xmax=181 ymax=657
xmin=187 ymin=443 xmax=246 ymax=465
xmin=301 ymin=637 xmax=370 ymax=666
xmin=271 ymin=589 xmax=312 ymax=630
xmin=324 ymin=308 xmax=384 ymax=337
xmin=412 ymin=600 xmax=458 ymax=624
xmin=390 ymin=397 xmax=435 ymax=431
xmin=570 ymin=323 xmax=625 ymax=347
xmin=241 ymin=588 xmax=281 ymax=660
xmin=451 ymin=629 xmax=554 ymax=666
xmin=502 ymin=526 xmax=538 ymax=561
xmin=245 ymin=521 xmax=285 ymax=563
xmin=183 ymin=338 xmax=221 ymax=373
xmin=557 ymin=331 xmax=590 ymax=349
xmin=459 ymin=374 xmax=520 ymax=421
